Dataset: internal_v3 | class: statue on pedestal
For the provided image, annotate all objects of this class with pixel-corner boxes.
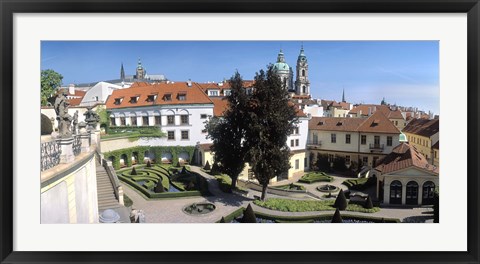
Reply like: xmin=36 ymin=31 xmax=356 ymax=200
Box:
xmin=83 ymin=106 xmax=100 ymax=130
xmin=54 ymin=89 xmax=72 ymax=138
xmin=72 ymin=110 xmax=79 ymax=134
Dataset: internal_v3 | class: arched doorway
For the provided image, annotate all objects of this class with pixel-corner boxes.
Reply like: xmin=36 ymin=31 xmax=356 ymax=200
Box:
xmin=406 ymin=181 xmax=419 ymax=205
xmin=389 ymin=180 xmax=402 ymax=205
xmin=422 ymin=181 xmax=436 ymax=205
xmin=120 ymin=154 xmax=128 ymax=167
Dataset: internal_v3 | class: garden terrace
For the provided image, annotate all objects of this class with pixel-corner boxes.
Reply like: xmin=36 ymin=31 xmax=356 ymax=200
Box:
xmin=101 ymin=126 xmax=165 ymax=140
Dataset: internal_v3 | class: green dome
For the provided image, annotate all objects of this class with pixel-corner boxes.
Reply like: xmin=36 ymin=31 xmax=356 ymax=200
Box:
xmin=399 ymin=133 xmax=407 ymax=142
xmin=273 ymin=62 xmax=290 ymax=72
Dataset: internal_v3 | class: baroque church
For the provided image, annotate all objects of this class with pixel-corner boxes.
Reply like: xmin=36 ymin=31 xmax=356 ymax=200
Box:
xmin=272 ymin=46 xmax=311 ymax=97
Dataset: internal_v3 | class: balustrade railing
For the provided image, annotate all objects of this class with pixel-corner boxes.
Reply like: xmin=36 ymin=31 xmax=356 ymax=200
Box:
xmin=41 ymin=140 xmax=61 ymax=171
xmin=73 ymin=135 xmax=81 ymax=156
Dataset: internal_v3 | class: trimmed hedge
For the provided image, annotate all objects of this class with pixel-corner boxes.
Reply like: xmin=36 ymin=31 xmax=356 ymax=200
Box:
xmin=254 ymin=198 xmax=380 ymax=213
xmin=343 ymin=177 xmax=376 ymax=191
xmin=272 ymin=183 xmax=306 ymax=191
xmin=298 ymin=172 xmax=333 ymax=184
xmin=104 ymin=146 xmax=195 ymax=170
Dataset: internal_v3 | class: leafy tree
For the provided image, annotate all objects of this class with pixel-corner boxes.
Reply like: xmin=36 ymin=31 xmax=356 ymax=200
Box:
xmin=316 ymin=154 xmax=331 ymax=172
xmin=244 ymin=65 xmax=298 ymax=200
xmin=334 ymin=189 xmax=348 ymax=210
xmin=205 ymin=71 xmax=250 ymax=190
xmin=41 ymin=69 xmax=63 ymax=106
xmin=333 ymin=156 xmax=348 ymax=172
xmin=331 ymin=208 xmax=343 ymax=223
xmin=241 ymin=204 xmax=257 ymax=223
xmin=41 ymin=114 xmax=53 ymax=135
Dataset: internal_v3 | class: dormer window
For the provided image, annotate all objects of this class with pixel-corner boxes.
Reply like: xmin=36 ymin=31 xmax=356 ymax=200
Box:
xmin=178 ymin=93 xmax=187 ymax=101
xmin=114 ymin=98 xmax=123 ymax=105
xmin=224 ymin=89 xmax=231 ymax=96
xmin=130 ymin=96 xmax=139 ymax=104
xmin=164 ymin=94 xmax=172 ymax=101
xmin=146 ymin=94 xmax=157 ymax=102
xmin=208 ymin=90 xmax=219 ymax=96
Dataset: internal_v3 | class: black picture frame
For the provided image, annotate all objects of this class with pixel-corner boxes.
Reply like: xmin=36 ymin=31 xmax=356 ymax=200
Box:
xmin=1 ymin=0 xmax=479 ymax=263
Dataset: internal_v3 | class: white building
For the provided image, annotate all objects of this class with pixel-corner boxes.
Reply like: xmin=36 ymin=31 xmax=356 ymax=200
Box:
xmin=80 ymin=81 xmax=122 ymax=106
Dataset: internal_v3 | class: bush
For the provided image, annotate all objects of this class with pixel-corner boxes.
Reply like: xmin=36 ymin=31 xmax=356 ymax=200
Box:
xmin=203 ymin=161 xmax=211 ymax=170
xmin=333 ymin=156 xmax=348 ymax=172
xmin=241 ymin=204 xmax=257 ymax=223
xmin=333 ymin=189 xmax=348 ymax=210
xmin=131 ymin=167 xmax=138 ymax=175
xmin=364 ymin=195 xmax=373 ymax=209
xmin=331 ymin=208 xmax=343 ymax=223
xmin=316 ymin=154 xmax=331 ymax=171
xmin=41 ymin=114 xmax=53 ymax=135
xmin=154 ymin=180 xmax=164 ymax=193
xmin=123 ymin=194 xmax=133 ymax=207
xmin=210 ymin=162 xmax=220 ymax=175
xmin=220 ymin=217 xmax=226 ymax=223
xmin=343 ymin=177 xmax=376 ymax=191
xmin=298 ymin=172 xmax=333 ymax=184
xmin=146 ymin=160 xmax=152 ymax=167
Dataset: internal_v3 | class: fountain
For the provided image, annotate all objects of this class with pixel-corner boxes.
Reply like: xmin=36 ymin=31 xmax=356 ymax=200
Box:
xmin=183 ymin=202 xmax=216 ymax=215
xmin=317 ymin=184 xmax=339 ymax=193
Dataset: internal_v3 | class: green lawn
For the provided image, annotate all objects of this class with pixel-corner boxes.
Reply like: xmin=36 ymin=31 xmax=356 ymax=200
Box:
xmin=254 ymin=198 xmax=380 ymax=213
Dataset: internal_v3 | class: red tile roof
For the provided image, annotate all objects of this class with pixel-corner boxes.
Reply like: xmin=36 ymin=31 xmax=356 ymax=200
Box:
xmin=211 ymin=97 xmax=229 ymax=117
xmin=375 ymin=143 xmax=439 ymax=174
xmin=402 ymin=118 xmax=439 ymax=137
xmin=350 ymin=104 xmax=404 ymax=119
xmin=309 ymin=111 xmax=400 ymax=134
xmin=105 ymin=82 xmax=213 ymax=109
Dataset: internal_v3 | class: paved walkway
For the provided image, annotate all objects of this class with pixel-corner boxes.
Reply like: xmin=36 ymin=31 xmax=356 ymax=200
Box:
xmin=121 ymin=166 xmax=433 ymax=223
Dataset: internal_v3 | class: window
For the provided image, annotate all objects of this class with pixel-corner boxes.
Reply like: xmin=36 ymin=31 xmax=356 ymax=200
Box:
xmin=406 ymin=181 xmax=419 ymax=205
xmin=181 ymin=130 xmax=189 ymax=140
xmin=120 ymin=117 xmax=126 ymax=126
xmin=435 ymin=151 xmax=437 ymax=158
xmin=178 ymin=93 xmax=186 ymax=101
xmin=328 ymin=154 xmax=334 ymax=162
xmin=361 ymin=135 xmax=366 ymax=145
xmin=164 ymin=94 xmax=172 ymax=101
xmin=201 ymin=129 xmax=207 ymax=133
xmin=302 ymin=85 xmax=306 ymax=94
xmin=331 ymin=133 xmax=336 ymax=143
xmin=345 ymin=155 xmax=351 ymax=165
xmin=167 ymin=115 xmax=175 ymax=125
xmin=345 ymin=134 xmax=351 ymax=144
xmin=290 ymin=140 xmax=295 ymax=147
xmin=130 ymin=96 xmax=138 ymax=104
xmin=390 ymin=180 xmax=402 ymax=204
xmin=387 ymin=136 xmax=393 ymax=146
xmin=295 ymin=159 xmax=299 ymax=170
xmin=131 ymin=117 xmax=137 ymax=126
xmin=181 ymin=115 xmax=189 ymax=125
xmin=246 ymin=88 xmax=253 ymax=95
xmin=362 ymin=156 xmax=369 ymax=165
xmin=154 ymin=116 xmax=161 ymax=125
xmin=167 ymin=131 xmax=175 ymax=140
xmin=146 ymin=95 xmax=156 ymax=102
xmin=114 ymin=98 xmax=123 ymax=105
xmin=295 ymin=139 xmax=299 ymax=146
xmin=208 ymin=90 xmax=219 ymax=96
xmin=395 ymin=120 xmax=398 ymax=126
xmin=224 ymin=90 xmax=231 ymax=96
xmin=291 ymin=127 xmax=299 ymax=135
xmin=374 ymin=135 xmax=380 ymax=145
xmin=200 ymin=114 xmax=208 ymax=119
xmin=142 ymin=116 xmax=149 ymax=126
xmin=422 ymin=181 xmax=436 ymax=205
xmin=302 ymin=69 xmax=305 ymax=77
xmin=110 ymin=117 xmax=115 ymax=126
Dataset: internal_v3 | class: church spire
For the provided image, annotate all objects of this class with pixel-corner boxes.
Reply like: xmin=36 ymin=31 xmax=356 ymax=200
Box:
xmin=120 ymin=62 xmax=125 ymax=81
xmin=342 ymin=88 xmax=346 ymax=103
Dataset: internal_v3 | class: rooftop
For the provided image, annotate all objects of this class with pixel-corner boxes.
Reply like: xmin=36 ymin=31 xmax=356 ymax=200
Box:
xmin=403 ymin=118 xmax=439 ymax=137
xmin=375 ymin=142 xmax=439 ymax=174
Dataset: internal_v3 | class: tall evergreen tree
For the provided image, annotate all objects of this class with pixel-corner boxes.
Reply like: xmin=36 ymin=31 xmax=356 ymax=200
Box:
xmin=245 ymin=65 xmax=298 ymax=200
xmin=205 ymin=71 xmax=249 ymax=190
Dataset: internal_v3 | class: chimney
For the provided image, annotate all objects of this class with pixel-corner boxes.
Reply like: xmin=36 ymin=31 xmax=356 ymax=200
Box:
xmin=368 ymin=107 xmax=372 ymax=116
xmin=68 ymin=84 xmax=75 ymax=95
xmin=187 ymin=79 xmax=192 ymax=87
xmin=359 ymin=110 xmax=362 ymax=116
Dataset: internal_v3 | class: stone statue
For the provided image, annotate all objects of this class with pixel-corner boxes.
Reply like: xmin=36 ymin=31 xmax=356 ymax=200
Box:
xmin=83 ymin=106 xmax=100 ymax=130
xmin=72 ymin=110 xmax=79 ymax=134
xmin=54 ymin=89 xmax=72 ymax=138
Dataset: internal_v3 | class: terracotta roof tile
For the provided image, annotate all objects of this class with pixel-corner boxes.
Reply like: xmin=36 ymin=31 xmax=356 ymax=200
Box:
xmin=105 ymin=82 xmax=213 ymax=109
xmin=403 ymin=118 xmax=439 ymax=137
xmin=211 ymin=97 xmax=229 ymax=117
xmin=375 ymin=143 xmax=439 ymax=174
xmin=309 ymin=111 xmax=400 ymax=134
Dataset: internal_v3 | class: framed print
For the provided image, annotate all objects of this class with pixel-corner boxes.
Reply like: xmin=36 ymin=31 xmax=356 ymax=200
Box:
xmin=1 ymin=0 xmax=479 ymax=263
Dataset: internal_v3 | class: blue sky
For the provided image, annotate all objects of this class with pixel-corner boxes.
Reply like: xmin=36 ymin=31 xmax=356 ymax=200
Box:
xmin=41 ymin=41 xmax=439 ymax=114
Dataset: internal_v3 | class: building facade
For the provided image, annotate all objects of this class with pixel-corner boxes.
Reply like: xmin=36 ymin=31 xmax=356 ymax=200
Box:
xmin=402 ymin=118 xmax=439 ymax=165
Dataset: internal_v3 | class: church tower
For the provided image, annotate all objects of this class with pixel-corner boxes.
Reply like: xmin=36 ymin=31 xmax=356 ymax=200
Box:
xmin=135 ymin=58 xmax=145 ymax=80
xmin=294 ymin=45 xmax=310 ymax=96
xmin=120 ymin=63 xmax=125 ymax=81
xmin=273 ymin=49 xmax=293 ymax=91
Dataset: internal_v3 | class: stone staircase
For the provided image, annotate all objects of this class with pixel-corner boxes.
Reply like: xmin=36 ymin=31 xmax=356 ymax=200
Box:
xmin=96 ymin=164 xmax=120 ymax=210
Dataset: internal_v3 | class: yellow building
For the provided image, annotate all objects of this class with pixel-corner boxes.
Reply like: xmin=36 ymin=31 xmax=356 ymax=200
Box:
xmin=432 ymin=141 xmax=439 ymax=168
xmin=402 ymin=118 xmax=439 ymax=165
